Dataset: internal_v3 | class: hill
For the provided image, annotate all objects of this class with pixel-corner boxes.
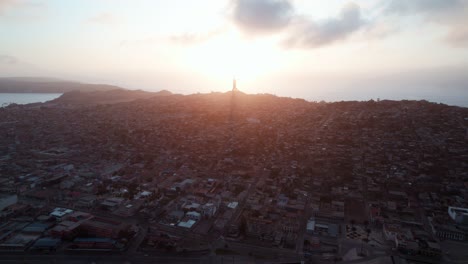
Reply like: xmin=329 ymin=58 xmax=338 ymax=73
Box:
xmin=48 ymin=89 xmax=172 ymax=105
xmin=0 ymin=77 xmax=125 ymax=93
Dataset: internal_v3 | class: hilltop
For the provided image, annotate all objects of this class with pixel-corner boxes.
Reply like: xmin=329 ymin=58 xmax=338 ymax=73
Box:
xmin=0 ymin=77 xmax=125 ymax=93
xmin=48 ymin=89 xmax=172 ymax=105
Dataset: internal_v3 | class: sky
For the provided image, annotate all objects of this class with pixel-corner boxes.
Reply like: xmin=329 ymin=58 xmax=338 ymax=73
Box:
xmin=1 ymin=0 xmax=468 ymax=105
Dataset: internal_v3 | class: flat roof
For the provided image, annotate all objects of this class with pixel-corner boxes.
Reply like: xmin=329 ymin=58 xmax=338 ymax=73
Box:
xmin=178 ymin=220 xmax=196 ymax=229
xmin=227 ymin=202 xmax=238 ymax=209
xmin=50 ymin=208 xmax=73 ymax=217
xmin=32 ymin=238 xmax=61 ymax=248
xmin=315 ymin=223 xmax=328 ymax=229
xmin=74 ymin=237 xmax=115 ymax=243
xmin=449 ymin=206 xmax=468 ymax=214
xmin=328 ymin=224 xmax=339 ymax=236
xmin=51 ymin=221 xmax=80 ymax=231
xmin=187 ymin=211 xmax=201 ymax=217
xmin=169 ymin=210 xmax=185 ymax=217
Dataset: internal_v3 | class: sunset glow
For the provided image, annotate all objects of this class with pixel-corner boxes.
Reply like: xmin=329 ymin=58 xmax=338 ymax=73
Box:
xmin=183 ymin=31 xmax=284 ymax=84
xmin=1 ymin=0 xmax=468 ymax=103
xmin=1 ymin=1 xmax=468 ymax=262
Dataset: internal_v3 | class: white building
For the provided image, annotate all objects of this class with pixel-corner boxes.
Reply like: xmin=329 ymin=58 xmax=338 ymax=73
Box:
xmin=178 ymin=219 xmax=196 ymax=229
xmin=448 ymin=207 xmax=468 ymax=225
xmin=227 ymin=201 xmax=238 ymax=209
xmin=306 ymin=218 xmax=316 ymax=234
xmin=50 ymin=207 xmax=74 ymax=220
xmin=201 ymin=203 xmax=217 ymax=218
xmin=186 ymin=211 xmax=201 ymax=221
xmin=0 ymin=194 xmax=18 ymax=211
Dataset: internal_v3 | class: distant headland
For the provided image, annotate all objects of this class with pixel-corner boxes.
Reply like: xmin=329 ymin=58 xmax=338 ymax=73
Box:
xmin=0 ymin=77 xmax=124 ymax=93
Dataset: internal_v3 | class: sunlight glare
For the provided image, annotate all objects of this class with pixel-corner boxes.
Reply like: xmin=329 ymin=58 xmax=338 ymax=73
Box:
xmin=183 ymin=31 xmax=284 ymax=89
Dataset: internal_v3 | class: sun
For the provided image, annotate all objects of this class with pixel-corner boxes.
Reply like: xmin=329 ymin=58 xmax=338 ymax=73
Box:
xmin=181 ymin=31 xmax=284 ymax=90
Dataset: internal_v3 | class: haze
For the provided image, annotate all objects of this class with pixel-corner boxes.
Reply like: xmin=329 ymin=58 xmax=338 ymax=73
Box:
xmin=1 ymin=0 xmax=468 ymax=105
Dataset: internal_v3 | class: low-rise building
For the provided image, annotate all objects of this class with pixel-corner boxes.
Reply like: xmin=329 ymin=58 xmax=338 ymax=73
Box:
xmin=448 ymin=207 xmax=468 ymax=225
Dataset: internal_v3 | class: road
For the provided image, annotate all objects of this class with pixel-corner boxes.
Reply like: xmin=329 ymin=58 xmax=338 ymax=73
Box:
xmin=223 ymin=165 xmax=264 ymax=236
xmin=296 ymin=111 xmax=337 ymax=255
xmin=0 ymin=253 xmax=209 ymax=264
xmin=0 ymin=251 xmax=299 ymax=264
xmin=127 ymin=225 xmax=147 ymax=254
xmin=224 ymin=240 xmax=301 ymax=261
xmin=152 ymin=222 xmax=212 ymax=242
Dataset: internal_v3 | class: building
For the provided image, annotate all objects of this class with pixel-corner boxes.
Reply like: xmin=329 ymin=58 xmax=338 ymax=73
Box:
xmin=146 ymin=230 xmax=180 ymax=248
xmin=177 ymin=219 xmax=196 ymax=229
xmin=246 ymin=216 xmax=275 ymax=241
xmin=70 ymin=237 xmax=116 ymax=250
xmin=280 ymin=217 xmax=300 ymax=233
xmin=22 ymin=222 xmax=48 ymax=234
xmin=30 ymin=238 xmax=61 ymax=251
xmin=227 ymin=202 xmax=238 ymax=209
xmin=0 ymin=195 xmax=18 ymax=211
xmin=448 ymin=207 xmax=468 ymax=225
xmin=174 ymin=179 xmax=194 ymax=191
xmin=0 ymin=223 xmax=41 ymax=252
xmin=49 ymin=208 xmax=73 ymax=221
xmin=167 ymin=210 xmax=184 ymax=223
xmin=81 ymin=217 xmax=129 ymax=239
xmin=100 ymin=197 xmax=125 ymax=211
xmin=49 ymin=221 xmax=80 ymax=239
xmin=277 ymin=194 xmax=289 ymax=208
xmin=307 ymin=218 xmax=339 ymax=237
xmin=434 ymin=224 xmax=468 ymax=241
xmin=369 ymin=204 xmax=383 ymax=225
xmin=75 ymin=195 xmax=97 ymax=208
xmin=186 ymin=211 xmax=201 ymax=221
xmin=64 ymin=211 xmax=93 ymax=222
xmin=306 ymin=218 xmax=316 ymax=234
xmin=383 ymin=223 xmax=401 ymax=241
xmin=201 ymin=203 xmax=217 ymax=218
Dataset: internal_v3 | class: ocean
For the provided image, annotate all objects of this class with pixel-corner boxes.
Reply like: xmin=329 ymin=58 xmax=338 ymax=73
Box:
xmin=0 ymin=93 xmax=62 ymax=107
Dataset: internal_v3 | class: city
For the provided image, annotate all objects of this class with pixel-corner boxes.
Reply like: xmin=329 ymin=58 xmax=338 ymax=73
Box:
xmin=0 ymin=87 xmax=467 ymax=263
xmin=1 ymin=1 xmax=468 ymax=263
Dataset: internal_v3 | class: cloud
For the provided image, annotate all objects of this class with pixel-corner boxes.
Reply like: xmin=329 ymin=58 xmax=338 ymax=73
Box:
xmin=119 ymin=28 xmax=224 ymax=48
xmin=0 ymin=0 xmax=45 ymax=16
xmin=384 ymin=0 xmax=463 ymax=15
xmin=0 ymin=55 xmax=18 ymax=64
xmin=283 ymin=3 xmax=367 ymax=48
xmin=230 ymin=0 xmax=293 ymax=35
xmin=383 ymin=0 xmax=468 ymax=48
xmin=169 ymin=29 xmax=224 ymax=45
xmin=362 ymin=20 xmax=400 ymax=40
xmin=434 ymin=6 xmax=468 ymax=47
xmin=88 ymin=12 xmax=123 ymax=25
xmin=228 ymin=1 xmax=369 ymax=49
xmin=445 ymin=24 xmax=468 ymax=47
xmin=227 ymin=0 xmax=468 ymax=49
xmin=0 ymin=0 xmax=18 ymax=14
